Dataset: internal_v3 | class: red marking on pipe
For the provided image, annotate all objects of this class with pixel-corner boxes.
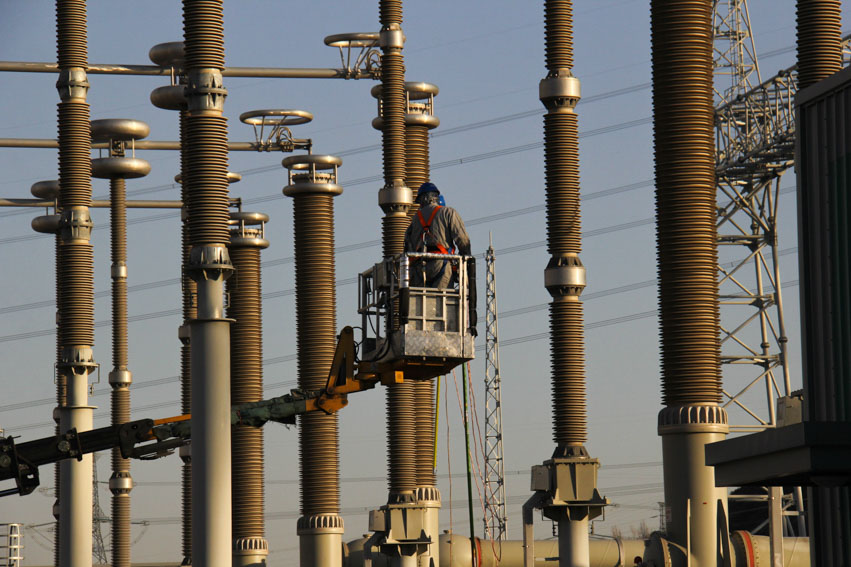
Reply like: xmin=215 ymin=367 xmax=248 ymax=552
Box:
xmin=738 ymin=531 xmax=755 ymax=566
xmin=475 ymin=537 xmax=483 ymax=567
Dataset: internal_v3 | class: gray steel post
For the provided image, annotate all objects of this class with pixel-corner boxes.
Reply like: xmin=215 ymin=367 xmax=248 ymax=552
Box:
xmin=58 ymin=371 xmax=94 ymax=567
xmin=190 ymin=272 xmax=233 ymax=567
xmin=769 ymin=486 xmax=784 ymax=567
xmin=181 ymin=2 xmax=234 ymax=566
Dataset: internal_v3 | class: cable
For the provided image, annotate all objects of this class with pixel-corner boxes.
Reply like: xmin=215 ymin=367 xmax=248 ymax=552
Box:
xmin=0 ymin=113 xmax=652 ymax=246
xmin=0 ymin=268 xmax=800 ymax=417
xmin=0 ymin=176 xmax=654 ymax=317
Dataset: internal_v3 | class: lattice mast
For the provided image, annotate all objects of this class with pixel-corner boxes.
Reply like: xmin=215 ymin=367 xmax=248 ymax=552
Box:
xmin=483 ymin=236 xmax=507 ymax=542
xmin=713 ymin=0 xmax=793 ymax=431
xmin=91 ymin=456 xmax=108 ymax=565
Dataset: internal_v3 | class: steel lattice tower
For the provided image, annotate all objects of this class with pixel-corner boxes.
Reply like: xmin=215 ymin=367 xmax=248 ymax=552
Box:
xmin=713 ymin=0 xmax=793 ymax=432
xmin=483 ymin=238 xmax=507 ymax=542
xmin=715 ymin=5 xmax=851 ymax=428
xmin=91 ymin=456 xmax=108 ymax=565
xmin=712 ymin=0 xmax=851 ymax=539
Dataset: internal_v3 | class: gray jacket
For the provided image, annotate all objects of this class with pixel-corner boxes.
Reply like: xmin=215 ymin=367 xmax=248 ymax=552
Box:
xmin=404 ymin=204 xmax=471 ymax=256
xmin=404 ymin=204 xmax=471 ymax=288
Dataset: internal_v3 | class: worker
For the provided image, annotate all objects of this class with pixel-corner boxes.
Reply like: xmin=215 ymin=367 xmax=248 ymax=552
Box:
xmin=404 ymin=182 xmax=477 ymax=336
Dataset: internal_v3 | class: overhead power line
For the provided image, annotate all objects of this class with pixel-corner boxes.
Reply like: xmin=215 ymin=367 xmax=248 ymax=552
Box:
xmin=0 ymin=111 xmax=652 ymax=246
xmin=0 ymin=177 xmax=656 ymax=318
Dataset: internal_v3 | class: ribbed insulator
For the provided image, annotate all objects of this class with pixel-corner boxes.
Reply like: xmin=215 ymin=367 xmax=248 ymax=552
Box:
xmin=54 ymin=234 xmax=62 ymax=567
xmin=404 ymin=122 xmax=436 ymax=487
xmin=380 ymin=53 xmax=407 ymax=185
xmin=182 ymin=0 xmax=225 ymax=70
xmin=109 ymin=178 xmax=130 ymax=567
xmin=796 ymin=0 xmax=842 ymax=90
xmin=110 ymin=384 xmax=131 ymax=567
xmin=111 ymin=492 xmax=130 ymax=567
xmin=57 ymin=103 xmax=92 ymax=209
xmin=293 ymin=194 xmax=340 ymax=515
xmin=227 ymin=246 xmax=265 ymax=539
xmin=178 ymin=110 xmax=194 ymax=565
xmin=111 ymin=178 xmax=128 ymax=368
xmin=405 ymin=125 xmax=429 ymax=197
xmin=379 ymin=0 xmax=403 ymax=26
xmin=231 ymin=426 xmax=264 ymax=537
xmin=651 ymin=0 xmax=721 ymax=406
xmin=181 ymin=463 xmax=192 ymax=560
xmin=299 ymin=413 xmax=340 ymax=514
xmin=387 ymin=382 xmax=417 ymax=494
xmin=544 ymin=0 xmax=574 ymax=70
xmin=55 ymin=0 xmax=87 ymax=69
xmin=413 ymin=380 xmax=436 ymax=487
xmin=179 ymin=111 xmax=196 ymax=415
xmin=550 ymin=301 xmax=587 ymax=445
xmin=185 ymin=115 xmax=230 ymax=246
xmin=382 ymin=215 xmax=408 ymax=259
xmin=544 ymin=112 xmax=581 ymax=255
xmin=57 ymin=243 xmax=94 ymax=346
xmin=228 ymin=247 xmax=263 ymax=403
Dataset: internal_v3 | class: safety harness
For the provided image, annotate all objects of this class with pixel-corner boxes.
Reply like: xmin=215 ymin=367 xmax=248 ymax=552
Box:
xmin=415 ymin=205 xmax=455 ymax=286
xmin=417 ymin=205 xmax=451 ymax=254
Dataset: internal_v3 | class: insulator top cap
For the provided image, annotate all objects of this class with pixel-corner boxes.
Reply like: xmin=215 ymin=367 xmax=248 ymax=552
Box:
xmin=229 ymin=211 xmax=269 ymax=225
xmin=370 ymin=81 xmax=439 ymax=100
xmin=91 ymin=119 xmax=150 ymax=143
xmin=282 ymin=154 xmax=343 ymax=170
xmin=240 ymin=109 xmax=313 ymax=126
xmin=31 ymin=180 xmax=59 ymax=200
xmin=324 ymin=32 xmax=379 ymax=48
xmin=149 ymin=42 xmax=185 ymax=67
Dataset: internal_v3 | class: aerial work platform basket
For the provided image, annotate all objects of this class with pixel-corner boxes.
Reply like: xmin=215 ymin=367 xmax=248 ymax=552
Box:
xmin=357 ymin=252 xmax=475 ymax=381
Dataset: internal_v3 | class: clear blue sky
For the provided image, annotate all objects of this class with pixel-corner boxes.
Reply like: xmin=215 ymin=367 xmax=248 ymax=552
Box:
xmin=0 ymin=1 xmax=842 ymax=564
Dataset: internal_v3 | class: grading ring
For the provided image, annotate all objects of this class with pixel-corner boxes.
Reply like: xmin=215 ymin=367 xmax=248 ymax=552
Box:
xmin=239 ymin=109 xmax=313 ymax=126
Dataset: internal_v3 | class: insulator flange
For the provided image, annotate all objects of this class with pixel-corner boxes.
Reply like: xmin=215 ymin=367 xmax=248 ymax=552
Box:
xmin=539 ymin=69 xmax=581 ymax=112
xmin=544 ymin=254 xmax=586 ymax=298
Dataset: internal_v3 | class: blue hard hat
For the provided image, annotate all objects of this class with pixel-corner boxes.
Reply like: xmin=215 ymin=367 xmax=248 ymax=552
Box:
xmin=417 ymin=182 xmax=440 ymax=204
xmin=418 ymin=182 xmax=440 ymax=196
xmin=438 ymin=195 xmax=446 ymax=207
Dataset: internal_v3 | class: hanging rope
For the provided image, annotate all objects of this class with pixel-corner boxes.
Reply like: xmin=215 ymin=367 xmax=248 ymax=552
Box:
xmin=461 ymin=363 xmax=477 ymax=567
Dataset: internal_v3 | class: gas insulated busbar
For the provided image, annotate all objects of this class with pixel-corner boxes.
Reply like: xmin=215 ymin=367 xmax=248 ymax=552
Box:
xmin=0 ymin=327 xmax=377 ymax=497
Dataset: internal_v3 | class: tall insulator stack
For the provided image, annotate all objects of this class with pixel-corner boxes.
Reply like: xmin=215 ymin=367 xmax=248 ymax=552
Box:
xmin=795 ymin=1 xmax=846 ymax=562
xmin=148 ymin=40 xmax=196 ymax=565
xmin=29 ymin=179 xmax=63 ymax=567
xmin=651 ymin=0 xmax=728 ymax=564
xmin=402 ymin=81 xmax=442 ymax=567
xmin=374 ymin=1 xmax=418 ymax=521
xmin=227 ymin=212 xmax=270 ymax=567
xmin=181 ymin=2 xmax=234 ymax=566
xmin=283 ymin=155 xmax=345 ymax=567
xmin=91 ymin=118 xmax=152 ymax=567
xmin=371 ymin=81 xmax=441 ymax=505
xmin=54 ymin=2 xmax=97 ymax=566
xmin=527 ymin=2 xmax=607 ymax=566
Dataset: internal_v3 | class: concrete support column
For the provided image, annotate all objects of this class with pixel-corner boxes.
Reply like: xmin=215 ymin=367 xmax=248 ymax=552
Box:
xmin=58 ymin=366 xmax=94 ymax=567
xmin=557 ymin=518 xmax=589 ymax=567
xmin=189 ymin=259 xmax=233 ymax=567
xmin=659 ymin=406 xmax=729 ymax=566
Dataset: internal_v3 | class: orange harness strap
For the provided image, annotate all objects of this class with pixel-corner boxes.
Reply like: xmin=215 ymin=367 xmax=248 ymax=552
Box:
xmin=417 ymin=206 xmax=450 ymax=254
